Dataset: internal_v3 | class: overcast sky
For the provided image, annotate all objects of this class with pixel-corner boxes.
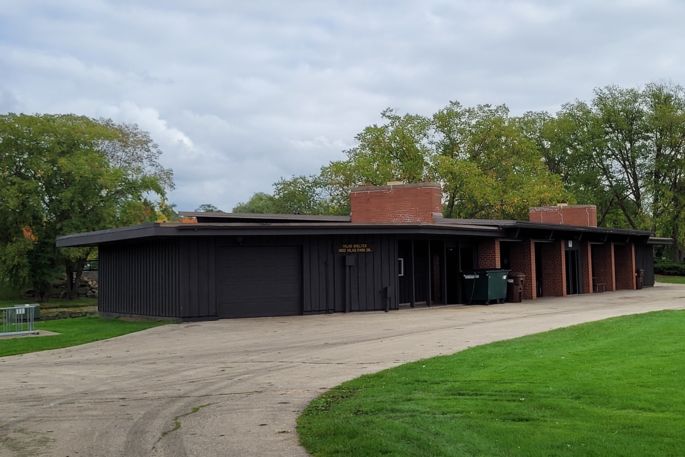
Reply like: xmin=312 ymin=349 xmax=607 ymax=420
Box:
xmin=2 ymin=1 xmax=684 ymax=211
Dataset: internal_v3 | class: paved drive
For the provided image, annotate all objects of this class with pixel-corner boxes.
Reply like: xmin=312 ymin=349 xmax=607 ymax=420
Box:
xmin=2 ymin=284 xmax=685 ymax=457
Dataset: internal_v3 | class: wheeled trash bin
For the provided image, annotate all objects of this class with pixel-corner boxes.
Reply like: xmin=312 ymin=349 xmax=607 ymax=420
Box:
xmin=506 ymin=272 xmax=526 ymax=303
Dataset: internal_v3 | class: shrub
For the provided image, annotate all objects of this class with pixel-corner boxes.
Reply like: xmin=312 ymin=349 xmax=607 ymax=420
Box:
xmin=654 ymin=259 xmax=685 ymax=276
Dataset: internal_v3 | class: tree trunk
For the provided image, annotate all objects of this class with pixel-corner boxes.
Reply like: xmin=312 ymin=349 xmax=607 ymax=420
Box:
xmin=597 ymin=196 xmax=614 ymax=226
xmin=670 ymin=223 xmax=681 ymax=262
xmin=65 ymin=258 xmax=87 ymax=299
xmin=446 ymin=190 xmax=457 ymax=218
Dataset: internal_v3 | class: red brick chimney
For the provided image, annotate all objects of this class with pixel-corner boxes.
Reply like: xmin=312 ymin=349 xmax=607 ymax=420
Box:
xmin=350 ymin=182 xmax=442 ymax=224
xmin=529 ymin=204 xmax=597 ymax=227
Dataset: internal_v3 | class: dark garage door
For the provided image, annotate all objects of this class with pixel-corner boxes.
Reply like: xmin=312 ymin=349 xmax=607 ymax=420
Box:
xmin=217 ymin=246 xmax=302 ymax=318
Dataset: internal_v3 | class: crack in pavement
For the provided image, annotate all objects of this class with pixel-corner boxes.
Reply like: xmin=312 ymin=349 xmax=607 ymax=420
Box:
xmin=152 ymin=403 xmax=214 ymax=449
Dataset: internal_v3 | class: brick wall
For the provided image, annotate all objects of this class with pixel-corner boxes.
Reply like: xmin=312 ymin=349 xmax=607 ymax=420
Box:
xmin=508 ymin=240 xmax=536 ymax=299
xmin=614 ymin=243 xmax=636 ymax=290
xmin=477 ymin=239 xmax=501 ymax=269
xmin=579 ymin=241 xmax=593 ymax=294
xmin=350 ymin=183 xmax=442 ymax=224
xmin=529 ymin=205 xmax=597 ymax=227
xmin=539 ymin=240 xmax=566 ymax=297
xmin=592 ymin=242 xmax=616 ymax=292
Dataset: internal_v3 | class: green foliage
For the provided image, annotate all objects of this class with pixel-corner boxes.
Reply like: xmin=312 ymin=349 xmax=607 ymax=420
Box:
xmin=232 ymin=192 xmax=279 ymax=213
xmin=654 ymin=260 xmax=685 ymax=276
xmin=0 ymin=114 xmax=174 ymax=297
xmin=298 ymin=311 xmax=685 ymax=457
xmin=0 ymin=316 xmax=166 ymax=357
xmin=233 ymin=176 xmax=349 ymax=215
xmin=195 ymin=203 xmax=220 ymax=212
xmin=432 ymin=103 xmax=568 ymax=219
xmin=530 ymin=83 xmax=685 ymax=257
xmin=237 ymin=103 xmax=567 ymax=219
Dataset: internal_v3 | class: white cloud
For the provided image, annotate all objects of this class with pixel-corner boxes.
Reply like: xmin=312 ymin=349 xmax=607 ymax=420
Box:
xmin=2 ymin=0 xmax=685 ymax=211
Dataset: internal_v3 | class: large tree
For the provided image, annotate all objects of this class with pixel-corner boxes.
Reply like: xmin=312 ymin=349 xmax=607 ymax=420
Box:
xmin=431 ymin=102 xmax=568 ymax=219
xmin=232 ymin=84 xmax=685 ymax=258
xmin=533 ymin=83 xmax=685 ymax=258
xmin=0 ymin=114 xmax=174 ymax=299
xmin=319 ymin=103 xmax=567 ymax=220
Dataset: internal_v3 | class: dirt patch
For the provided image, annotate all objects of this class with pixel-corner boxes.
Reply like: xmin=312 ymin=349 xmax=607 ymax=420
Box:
xmin=0 ymin=428 xmax=54 ymax=457
xmin=40 ymin=306 xmax=97 ymax=320
xmin=0 ymin=330 xmax=59 ymax=340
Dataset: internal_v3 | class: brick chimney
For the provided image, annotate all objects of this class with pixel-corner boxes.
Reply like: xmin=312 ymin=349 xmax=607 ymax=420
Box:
xmin=350 ymin=182 xmax=442 ymax=224
xmin=529 ymin=204 xmax=597 ymax=227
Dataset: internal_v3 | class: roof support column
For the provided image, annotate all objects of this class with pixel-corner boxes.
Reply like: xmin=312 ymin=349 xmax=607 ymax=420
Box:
xmin=580 ymin=241 xmax=593 ymax=294
xmin=508 ymin=240 xmax=536 ymax=300
xmin=477 ymin=239 xmax=501 ymax=269
xmin=539 ymin=240 xmax=566 ymax=297
xmin=592 ymin=242 xmax=616 ymax=292
xmin=615 ymin=242 xmax=636 ymax=290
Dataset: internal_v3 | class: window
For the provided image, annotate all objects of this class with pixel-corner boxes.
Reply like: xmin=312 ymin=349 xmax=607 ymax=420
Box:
xmin=398 ymin=257 xmax=405 ymax=277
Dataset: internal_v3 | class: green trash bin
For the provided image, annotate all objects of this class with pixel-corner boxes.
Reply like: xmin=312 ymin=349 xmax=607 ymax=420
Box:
xmin=463 ymin=269 xmax=510 ymax=304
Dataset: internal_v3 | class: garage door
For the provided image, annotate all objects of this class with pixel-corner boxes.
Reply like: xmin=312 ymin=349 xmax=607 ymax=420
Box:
xmin=216 ymin=246 xmax=302 ymax=318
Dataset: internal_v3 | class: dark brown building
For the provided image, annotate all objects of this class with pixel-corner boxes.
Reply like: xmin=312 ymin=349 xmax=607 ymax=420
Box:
xmin=56 ymin=183 xmax=662 ymax=320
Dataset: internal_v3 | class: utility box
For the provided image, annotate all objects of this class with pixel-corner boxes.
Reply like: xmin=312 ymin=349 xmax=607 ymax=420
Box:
xmin=463 ymin=269 xmax=510 ymax=304
xmin=507 ymin=272 xmax=526 ymax=303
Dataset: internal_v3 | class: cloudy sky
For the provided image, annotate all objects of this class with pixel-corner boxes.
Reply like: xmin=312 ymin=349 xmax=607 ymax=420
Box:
xmin=2 ymin=1 xmax=684 ymax=211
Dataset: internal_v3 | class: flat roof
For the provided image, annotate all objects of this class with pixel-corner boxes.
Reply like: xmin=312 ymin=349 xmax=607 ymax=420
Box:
xmin=439 ymin=217 xmax=653 ymax=237
xmin=56 ymin=221 xmax=502 ymax=247
xmin=178 ymin=212 xmax=351 ymax=223
xmin=56 ymin=214 xmax=657 ymax=248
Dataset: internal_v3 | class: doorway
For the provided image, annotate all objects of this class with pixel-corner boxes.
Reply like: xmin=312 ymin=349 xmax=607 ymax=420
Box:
xmin=535 ymin=243 xmax=544 ymax=297
xmin=565 ymin=244 xmax=581 ymax=295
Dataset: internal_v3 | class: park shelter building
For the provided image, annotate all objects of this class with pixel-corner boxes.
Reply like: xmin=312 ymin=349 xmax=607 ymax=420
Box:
xmin=57 ymin=183 xmax=661 ymax=320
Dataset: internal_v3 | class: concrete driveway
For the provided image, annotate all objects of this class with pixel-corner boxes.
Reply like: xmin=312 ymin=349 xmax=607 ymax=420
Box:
xmin=2 ymin=284 xmax=685 ymax=457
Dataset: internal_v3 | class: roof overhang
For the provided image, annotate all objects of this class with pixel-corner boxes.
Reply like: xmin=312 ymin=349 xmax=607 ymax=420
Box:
xmin=56 ymin=222 xmax=503 ymax=247
xmin=647 ymin=236 xmax=674 ymax=245
xmin=178 ymin=212 xmax=351 ymax=223
xmin=55 ymin=217 xmax=657 ymax=248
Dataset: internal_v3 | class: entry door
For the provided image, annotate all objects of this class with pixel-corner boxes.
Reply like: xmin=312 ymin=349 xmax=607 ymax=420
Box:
xmin=216 ymin=246 xmax=302 ymax=318
xmin=535 ymin=243 xmax=544 ymax=297
xmin=565 ymin=248 xmax=580 ymax=295
xmin=398 ymin=241 xmax=413 ymax=305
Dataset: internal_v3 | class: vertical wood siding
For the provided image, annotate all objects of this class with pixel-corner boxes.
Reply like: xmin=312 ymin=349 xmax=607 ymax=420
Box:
xmin=99 ymin=240 xmax=181 ymax=317
xmin=179 ymin=238 xmax=217 ymax=318
xmin=301 ymin=235 xmax=399 ymax=313
xmin=635 ymin=242 xmax=655 ymax=287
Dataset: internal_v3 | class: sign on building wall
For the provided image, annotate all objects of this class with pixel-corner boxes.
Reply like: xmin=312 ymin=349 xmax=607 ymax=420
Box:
xmin=338 ymin=243 xmax=373 ymax=254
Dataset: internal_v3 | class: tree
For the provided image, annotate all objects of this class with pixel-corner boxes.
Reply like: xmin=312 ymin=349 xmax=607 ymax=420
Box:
xmin=642 ymin=83 xmax=685 ymax=259
xmin=232 ymin=192 xmax=279 ymax=213
xmin=234 ymin=85 xmax=685 ymax=256
xmin=272 ymin=175 xmax=333 ymax=215
xmin=0 ymin=114 xmax=174 ymax=299
xmin=432 ymin=103 xmax=568 ymax=219
xmin=237 ymin=103 xmax=568 ymax=220
xmin=195 ymin=203 xmax=220 ymax=212
xmin=537 ymin=83 xmax=685 ymax=258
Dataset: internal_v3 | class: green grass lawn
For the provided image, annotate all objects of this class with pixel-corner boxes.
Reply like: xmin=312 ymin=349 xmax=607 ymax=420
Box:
xmin=0 ymin=316 xmax=166 ymax=357
xmin=298 ymin=311 xmax=685 ymax=457
xmin=655 ymin=274 xmax=685 ymax=284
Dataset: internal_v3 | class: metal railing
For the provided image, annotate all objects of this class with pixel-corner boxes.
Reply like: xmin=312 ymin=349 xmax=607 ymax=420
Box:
xmin=1 ymin=304 xmax=39 ymax=337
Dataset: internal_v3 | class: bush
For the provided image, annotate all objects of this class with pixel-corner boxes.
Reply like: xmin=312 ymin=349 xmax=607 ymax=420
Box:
xmin=654 ymin=259 xmax=685 ymax=276
xmin=0 ymin=280 xmax=21 ymax=300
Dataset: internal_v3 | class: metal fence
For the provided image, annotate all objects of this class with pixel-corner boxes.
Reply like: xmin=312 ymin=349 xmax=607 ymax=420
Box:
xmin=1 ymin=305 xmax=39 ymax=337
